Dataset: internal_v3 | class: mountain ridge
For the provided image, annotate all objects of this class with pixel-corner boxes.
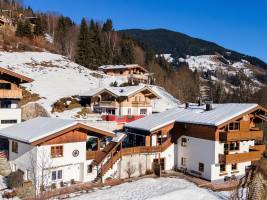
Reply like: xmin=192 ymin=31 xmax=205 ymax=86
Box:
xmin=119 ymin=28 xmax=267 ymax=71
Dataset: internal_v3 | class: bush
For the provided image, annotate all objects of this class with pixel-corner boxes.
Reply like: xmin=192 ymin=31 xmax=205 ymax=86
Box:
xmin=145 ymin=169 xmax=153 ymax=175
xmin=7 ymin=170 xmax=24 ymax=189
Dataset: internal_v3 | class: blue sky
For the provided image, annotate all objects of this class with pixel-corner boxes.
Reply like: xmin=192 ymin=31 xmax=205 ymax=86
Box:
xmin=24 ymin=0 xmax=267 ymax=62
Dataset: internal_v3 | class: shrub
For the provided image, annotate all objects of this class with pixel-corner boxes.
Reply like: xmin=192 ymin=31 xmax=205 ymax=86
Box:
xmin=7 ymin=170 xmax=24 ymax=189
xmin=145 ymin=169 xmax=153 ymax=175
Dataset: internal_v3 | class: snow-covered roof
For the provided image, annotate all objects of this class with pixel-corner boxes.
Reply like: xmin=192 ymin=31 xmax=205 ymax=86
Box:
xmin=0 ymin=117 xmax=114 ymax=144
xmin=99 ymin=64 xmax=148 ymax=72
xmin=81 ymin=85 xmax=160 ymax=98
xmin=125 ymin=103 xmax=259 ymax=132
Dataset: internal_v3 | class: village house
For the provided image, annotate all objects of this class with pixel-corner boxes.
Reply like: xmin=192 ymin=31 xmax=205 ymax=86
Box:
xmin=98 ymin=64 xmax=151 ymax=84
xmin=80 ymin=85 xmax=160 ymax=123
xmin=0 ymin=117 xmax=116 ymax=189
xmin=0 ymin=103 xmax=265 ymax=190
xmin=0 ymin=67 xmax=33 ymax=129
xmin=124 ymin=103 xmax=267 ymax=182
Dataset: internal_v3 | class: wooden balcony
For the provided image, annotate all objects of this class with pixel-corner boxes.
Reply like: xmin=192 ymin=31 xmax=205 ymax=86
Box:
xmin=121 ymin=138 xmax=172 ymax=156
xmin=86 ymin=150 xmax=102 ymax=160
xmin=249 ymin=144 xmax=266 ymax=153
xmin=0 ymin=89 xmax=22 ymax=99
xmin=132 ymin=101 xmax=150 ymax=107
xmin=219 ymin=150 xmax=262 ymax=164
xmin=94 ymin=101 xmax=117 ymax=108
xmin=219 ymin=129 xmax=263 ymax=141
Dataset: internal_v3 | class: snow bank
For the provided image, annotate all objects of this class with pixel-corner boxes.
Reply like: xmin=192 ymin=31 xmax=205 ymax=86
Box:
xmin=0 ymin=51 xmax=179 ymax=119
xmin=70 ymin=177 xmax=230 ymax=200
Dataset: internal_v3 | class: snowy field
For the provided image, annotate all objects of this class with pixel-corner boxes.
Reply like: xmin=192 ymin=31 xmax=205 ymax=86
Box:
xmin=0 ymin=51 xmax=179 ymax=119
xmin=70 ymin=177 xmax=231 ymax=200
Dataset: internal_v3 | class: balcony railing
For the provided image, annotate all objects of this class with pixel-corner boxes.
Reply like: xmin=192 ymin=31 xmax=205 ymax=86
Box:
xmin=219 ymin=130 xmax=263 ymax=141
xmin=132 ymin=101 xmax=150 ymax=107
xmin=128 ymin=74 xmax=148 ymax=81
xmin=249 ymin=144 xmax=266 ymax=153
xmin=121 ymin=138 xmax=172 ymax=156
xmin=219 ymin=150 xmax=262 ymax=164
xmin=0 ymin=89 xmax=22 ymax=99
xmin=94 ymin=101 xmax=117 ymax=108
xmin=86 ymin=150 xmax=102 ymax=160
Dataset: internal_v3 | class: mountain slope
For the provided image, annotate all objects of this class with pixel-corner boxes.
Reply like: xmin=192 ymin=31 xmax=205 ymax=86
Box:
xmin=0 ymin=51 xmax=179 ymax=119
xmin=119 ymin=28 xmax=267 ymax=71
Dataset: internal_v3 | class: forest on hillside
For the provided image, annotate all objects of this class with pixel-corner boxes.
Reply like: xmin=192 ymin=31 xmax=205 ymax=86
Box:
xmin=0 ymin=0 xmax=266 ymax=106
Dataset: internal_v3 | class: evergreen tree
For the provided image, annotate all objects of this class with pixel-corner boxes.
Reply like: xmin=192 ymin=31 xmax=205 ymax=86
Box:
xmin=23 ymin=20 xmax=33 ymax=38
xmin=33 ymin=18 xmax=44 ymax=36
xmin=15 ymin=21 xmax=24 ymax=37
xmin=120 ymin=39 xmax=135 ymax=64
xmin=76 ymin=18 xmax=90 ymax=68
xmin=102 ymin=19 xmax=113 ymax=32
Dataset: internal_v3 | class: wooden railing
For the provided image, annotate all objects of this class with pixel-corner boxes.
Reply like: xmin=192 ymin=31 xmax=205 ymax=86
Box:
xmin=132 ymin=101 xmax=150 ymax=107
xmin=219 ymin=130 xmax=263 ymax=141
xmin=86 ymin=150 xmax=102 ymax=160
xmin=121 ymin=137 xmax=172 ymax=156
xmin=0 ymin=89 xmax=22 ymax=99
xmin=96 ymin=137 xmax=172 ymax=177
xmin=249 ymin=145 xmax=266 ymax=153
xmin=100 ymin=151 xmax=121 ymax=176
xmin=219 ymin=150 xmax=262 ymax=164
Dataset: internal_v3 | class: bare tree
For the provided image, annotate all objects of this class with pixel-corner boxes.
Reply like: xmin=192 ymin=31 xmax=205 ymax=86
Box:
xmin=29 ymin=148 xmax=53 ymax=199
xmin=125 ymin=161 xmax=136 ymax=179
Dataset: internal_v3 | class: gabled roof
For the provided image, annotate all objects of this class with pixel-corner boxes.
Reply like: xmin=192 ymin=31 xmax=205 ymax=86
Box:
xmin=81 ymin=85 xmax=160 ymax=99
xmin=0 ymin=67 xmax=33 ymax=83
xmin=99 ymin=64 xmax=148 ymax=73
xmin=125 ymin=103 xmax=262 ymax=132
xmin=0 ymin=117 xmax=115 ymax=144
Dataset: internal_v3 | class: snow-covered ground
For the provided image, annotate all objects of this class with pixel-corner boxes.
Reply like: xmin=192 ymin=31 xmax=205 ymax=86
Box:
xmin=0 ymin=51 xmax=179 ymax=119
xmin=0 ymin=175 xmax=6 ymax=190
xmin=181 ymin=55 xmax=263 ymax=87
xmin=70 ymin=177 xmax=231 ymax=200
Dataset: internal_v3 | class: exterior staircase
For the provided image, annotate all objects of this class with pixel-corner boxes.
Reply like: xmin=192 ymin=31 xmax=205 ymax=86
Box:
xmin=0 ymin=150 xmax=11 ymax=176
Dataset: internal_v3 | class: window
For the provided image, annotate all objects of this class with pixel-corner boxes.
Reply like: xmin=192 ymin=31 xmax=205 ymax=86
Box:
xmin=12 ymin=141 xmax=18 ymax=153
xmin=87 ymin=165 xmax=93 ymax=173
xmin=51 ymin=146 xmax=63 ymax=158
xmin=224 ymin=143 xmax=229 ymax=153
xmin=0 ymin=100 xmax=11 ymax=108
xmin=181 ymin=138 xmax=187 ymax=147
xmin=229 ymin=142 xmax=239 ymax=151
xmin=198 ymin=163 xmax=204 ymax=172
xmin=51 ymin=170 xmax=62 ymax=181
xmin=181 ymin=157 xmax=187 ymax=166
xmin=0 ymin=83 xmax=11 ymax=90
xmin=57 ymin=170 xmax=62 ymax=179
xmin=127 ymin=108 xmax=131 ymax=115
xmin=52 ymin=171 xmax=57 ymax=181
xmin=1 ymin=119 xmax=17 ymax=124
xmin=228 ymin=122 xmax=239 ymax=131
xmin=232 ymin=163 xmax=237 ymax=171
xmin=220 ymin=164 xmax=226 ymax=172
xmin=140 ymin=109 xmax=147 ymax=115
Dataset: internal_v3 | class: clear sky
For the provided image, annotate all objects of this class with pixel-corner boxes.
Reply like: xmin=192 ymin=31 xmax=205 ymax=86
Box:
xmin=23 ymin=0 xmax=267 ymax=62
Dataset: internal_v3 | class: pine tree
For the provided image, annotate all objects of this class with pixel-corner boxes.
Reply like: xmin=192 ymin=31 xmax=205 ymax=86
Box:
xmin=120 ymin=39 xmax=135 ymax=64
xmin=76 ymin=18 xmax=90 ymax=68
xmin=23 ymin=20 xmax=33 ymax=38
xmin=102 ymin=19 xmax=113 ymax=32
xmin=33 ymin=18 xmax=44 ymax=36
xmin=16 ymin=21 xmax=24 ymax=37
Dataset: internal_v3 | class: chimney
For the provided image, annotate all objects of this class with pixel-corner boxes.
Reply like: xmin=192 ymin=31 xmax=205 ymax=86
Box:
xmin=185 ymin=102 xmax=189 ymax=109
xmin=206 ymin=103 xmax=212 ymax=111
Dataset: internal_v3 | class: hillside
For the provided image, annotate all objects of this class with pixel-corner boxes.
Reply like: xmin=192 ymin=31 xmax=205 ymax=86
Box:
xmin=120 ymin=29 xmax=267 ymax=71
xmin=0 ymin=51 xmax=179 ymax=119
